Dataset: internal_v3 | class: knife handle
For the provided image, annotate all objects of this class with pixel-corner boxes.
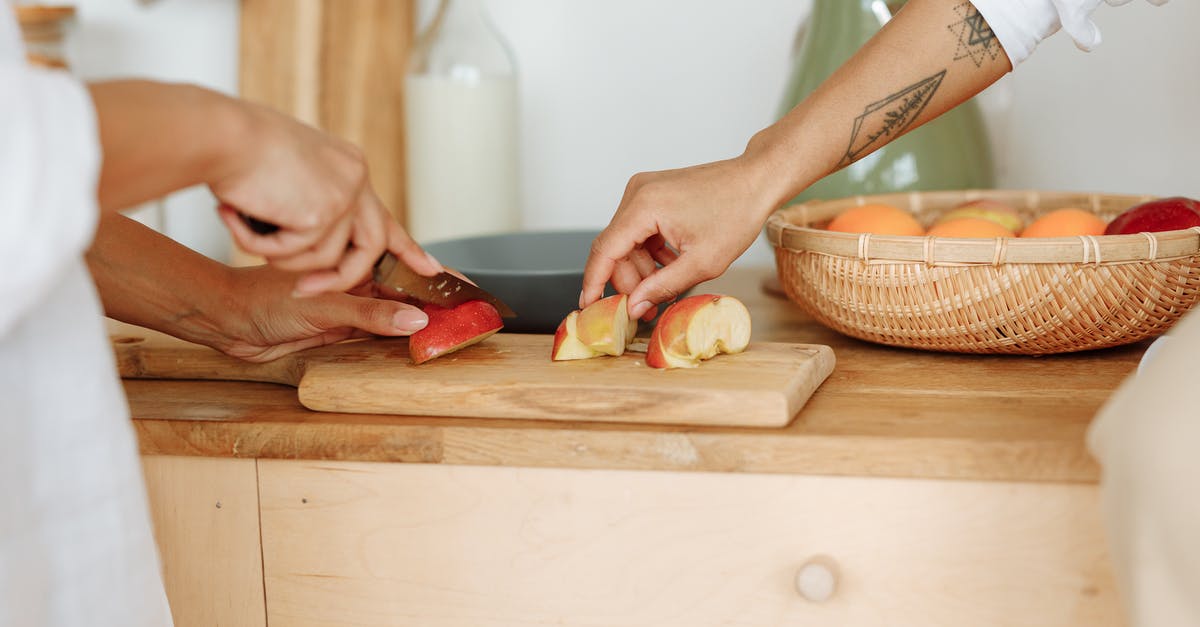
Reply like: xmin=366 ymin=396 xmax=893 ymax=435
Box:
xmin=234 ymin=207 xmax=381 ymax=271
xmin=238 ymin=211 xmax=281 ymax=235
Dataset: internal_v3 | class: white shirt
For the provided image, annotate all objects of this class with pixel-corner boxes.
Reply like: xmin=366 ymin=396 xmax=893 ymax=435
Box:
xmin=972 ymin=0 xmax=1170 ymax=67
xmin=1087 ymin=306 xmax=1200 ymax=626
xmin=0 ymin=9 xmax=172 ymax=627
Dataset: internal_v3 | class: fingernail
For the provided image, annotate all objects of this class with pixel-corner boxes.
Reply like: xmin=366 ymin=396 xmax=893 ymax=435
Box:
xmin=630 ymin=300 xmax=652 ymax=320
xmin=578 ymin=290 xmax=586 ymax=309
xmin=425 ymin=251 xmax=444 ymax=273
xmin=393 ymin=310 xmax=428 ymax=332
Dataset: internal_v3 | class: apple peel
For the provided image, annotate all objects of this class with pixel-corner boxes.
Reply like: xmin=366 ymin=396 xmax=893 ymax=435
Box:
xmin=646 ymin=294 xmax=751 ymax=369
xmin=409 ymin=300 xmax=504 ymax=365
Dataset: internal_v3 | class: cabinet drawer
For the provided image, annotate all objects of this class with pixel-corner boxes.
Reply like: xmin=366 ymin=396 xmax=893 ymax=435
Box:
xmin=257 ymin=461 xmax=1118 ymax=627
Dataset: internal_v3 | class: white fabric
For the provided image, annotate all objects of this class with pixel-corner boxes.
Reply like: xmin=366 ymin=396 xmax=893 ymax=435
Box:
xmin=971 ymin=0 xmax=1170 ymax=67
xmin=0 ymin=9 xmax=173 ymax=627
xmin=1088 ymin=308 xmax=1200 ymax=627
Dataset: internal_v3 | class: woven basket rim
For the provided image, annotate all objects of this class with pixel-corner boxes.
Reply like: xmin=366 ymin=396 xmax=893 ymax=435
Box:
xmin=766 ymin=189 xmax=1200 ymax=266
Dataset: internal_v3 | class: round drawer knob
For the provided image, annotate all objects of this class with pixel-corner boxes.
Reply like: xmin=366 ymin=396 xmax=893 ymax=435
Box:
xmin=795 ymin=556 xmax=839 ymax=603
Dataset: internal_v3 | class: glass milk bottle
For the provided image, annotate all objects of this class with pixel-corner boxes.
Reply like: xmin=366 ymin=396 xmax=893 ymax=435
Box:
xmin=404 ymin=0 xmax=521 ymax=243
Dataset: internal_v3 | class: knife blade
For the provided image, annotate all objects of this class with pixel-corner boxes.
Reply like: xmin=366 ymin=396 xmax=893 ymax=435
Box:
xmin=372 ymin=253 xmax=517 ymax=318
xmin=235 ymin=210 xmax=516 ymax=318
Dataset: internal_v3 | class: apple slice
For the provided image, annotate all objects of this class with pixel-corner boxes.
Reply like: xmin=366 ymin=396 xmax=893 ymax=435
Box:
xmin=646 ymin=294 xmax=751 ymax=369
xmin=576 ymin=294 xmax=638 ymax=356
xmin=551 ymin=310 xmax=603 ymax=361
xmin=408 ymin=300 xmax=503 ymax=365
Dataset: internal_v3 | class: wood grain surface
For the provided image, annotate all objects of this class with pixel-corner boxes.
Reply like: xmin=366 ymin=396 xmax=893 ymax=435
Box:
xmin=118 ymin=268 xmax=1147 ymax=482
xmin=255 ymin=460 xmax=1118 ymax=627
xmin=142 ymin=456 xmax=267 ymax=627
xmin=112 ymin=328 xmax=835 ymax=427
xmin=235 ymin=0 xmax=415 ymax=264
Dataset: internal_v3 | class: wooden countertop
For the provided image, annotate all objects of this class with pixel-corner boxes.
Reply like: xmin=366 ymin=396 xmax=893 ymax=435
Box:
xmin=120 ymin=267 xmax=1145 ymax=483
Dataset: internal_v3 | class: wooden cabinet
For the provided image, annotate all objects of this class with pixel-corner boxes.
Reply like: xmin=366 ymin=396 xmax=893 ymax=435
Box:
xmin=131 ymin=269 xmax=1130 ymax=626
xmin=142 ymin=456 xmax=266 ymax=627
xmin=144 ymin=457 xmax=1120 ymax=627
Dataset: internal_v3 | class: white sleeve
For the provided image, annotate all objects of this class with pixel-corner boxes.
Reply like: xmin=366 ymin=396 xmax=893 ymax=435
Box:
xmin=970 ymin=0 xmax=1169 ymax=68
xmin=0 ymin=63 xmax=101 ymax=339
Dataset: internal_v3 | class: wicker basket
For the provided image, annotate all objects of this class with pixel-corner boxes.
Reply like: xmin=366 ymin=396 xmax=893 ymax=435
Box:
xmin=766 ymin=189 xmax=1200 ymax=354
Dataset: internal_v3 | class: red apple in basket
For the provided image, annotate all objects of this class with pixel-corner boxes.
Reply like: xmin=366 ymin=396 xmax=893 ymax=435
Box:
xmin=646 ymin=294 xmax=752 ymax=369
xmin=409 ymin=300 xmax=504 ymax=365
xmin=1104 ymin=197 xmax=1200 ymax=235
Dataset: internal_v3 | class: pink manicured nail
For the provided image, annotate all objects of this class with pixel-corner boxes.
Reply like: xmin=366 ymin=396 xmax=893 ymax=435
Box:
xmin=393 ymin=310 xmax=428 ymax=332
xmin=630 ymin=300 xmax=652 ymax=320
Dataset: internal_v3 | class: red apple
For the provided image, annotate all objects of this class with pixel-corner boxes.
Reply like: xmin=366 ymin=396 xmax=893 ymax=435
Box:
xmin=1104 ymin=196 xmax=1200 ymax=235
xmin=551 ymin=310 xmax=603 ymax=361
xmin=408 ymin=300 xmax=503 ymax=365
xmin=576 ymin=294 xmax=638 ymax=356
xmin=646 ymin=294 xmax=751 ymax=369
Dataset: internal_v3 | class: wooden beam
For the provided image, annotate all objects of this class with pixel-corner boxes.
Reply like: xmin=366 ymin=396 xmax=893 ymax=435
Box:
xmin=236 ymin=0 xmax=416 ymax=263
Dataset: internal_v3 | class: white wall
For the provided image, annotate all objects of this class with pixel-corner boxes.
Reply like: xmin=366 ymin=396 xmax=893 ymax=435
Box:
xmin=998 ymin=1 xmax=1200 ymax=199
xmin=445 ymin=0 xmax=1200 ymax=265
xmin=68 ymin=0 xmax=239 ymax=262
xmin=63 ymin=0 xmax=1200 ymax=267
xmin=471 ymin=0 xmax=811 ymax=265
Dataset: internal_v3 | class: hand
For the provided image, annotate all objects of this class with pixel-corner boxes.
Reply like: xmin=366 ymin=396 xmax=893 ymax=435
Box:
xmin=214 ymin=264 xmax=431 ymax=363
xmin=581 ymin=154 xmax=783 ymax=320
xmin=211 ymin=100 xmax=440 ymax=295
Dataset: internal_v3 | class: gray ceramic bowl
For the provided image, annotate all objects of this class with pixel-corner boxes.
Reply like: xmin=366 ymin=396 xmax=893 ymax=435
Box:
xmin=423 ymin=230 xmax=603 ymax=334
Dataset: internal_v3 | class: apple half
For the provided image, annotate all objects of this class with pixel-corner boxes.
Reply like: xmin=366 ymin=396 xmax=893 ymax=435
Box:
xmin=408 ymin=300 xmax=504 ymax=365
xmin=551 ymin=294 xmax=638 ymax=361
xmin=646 ymin=294 xmax=751 ymax=369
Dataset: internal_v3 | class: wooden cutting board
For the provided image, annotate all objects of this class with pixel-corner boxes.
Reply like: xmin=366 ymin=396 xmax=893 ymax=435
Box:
xmin=110 ymin=327 xmax=834 ymax=428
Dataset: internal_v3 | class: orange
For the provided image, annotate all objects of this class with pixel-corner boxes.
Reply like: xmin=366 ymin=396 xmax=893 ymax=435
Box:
xmin=1020 ymin=208 xmax=1107 ymax=238
xmin=826 ymin=203 xmax=924 ymax=236
xmin=926 ymin=217 xmax=1015 ymax=238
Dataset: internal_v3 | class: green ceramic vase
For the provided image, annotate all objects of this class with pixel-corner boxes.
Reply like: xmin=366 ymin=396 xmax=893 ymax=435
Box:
xmin=778 ymin=0 xmax=995 ymax=203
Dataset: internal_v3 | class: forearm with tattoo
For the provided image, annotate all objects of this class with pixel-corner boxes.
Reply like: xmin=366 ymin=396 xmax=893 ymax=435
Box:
xmin=947 ymin=1 xmax=1001 ymax=68
xmin=836 ymin=1 xmax=1004 ymax=168
xmin=747 ymin=0 xmax=1012 ymax=207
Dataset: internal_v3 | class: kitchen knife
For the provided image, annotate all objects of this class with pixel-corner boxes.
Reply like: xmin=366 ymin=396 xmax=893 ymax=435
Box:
xmin=372 ymin=253 xmax=516 ymax=318
xmin=237 ymin=210 xmax=516 ymax=318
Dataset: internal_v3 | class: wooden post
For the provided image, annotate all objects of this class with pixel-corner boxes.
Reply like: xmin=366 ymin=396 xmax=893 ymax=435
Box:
xmin=235 ymin=0 xmax=416 ymax=265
